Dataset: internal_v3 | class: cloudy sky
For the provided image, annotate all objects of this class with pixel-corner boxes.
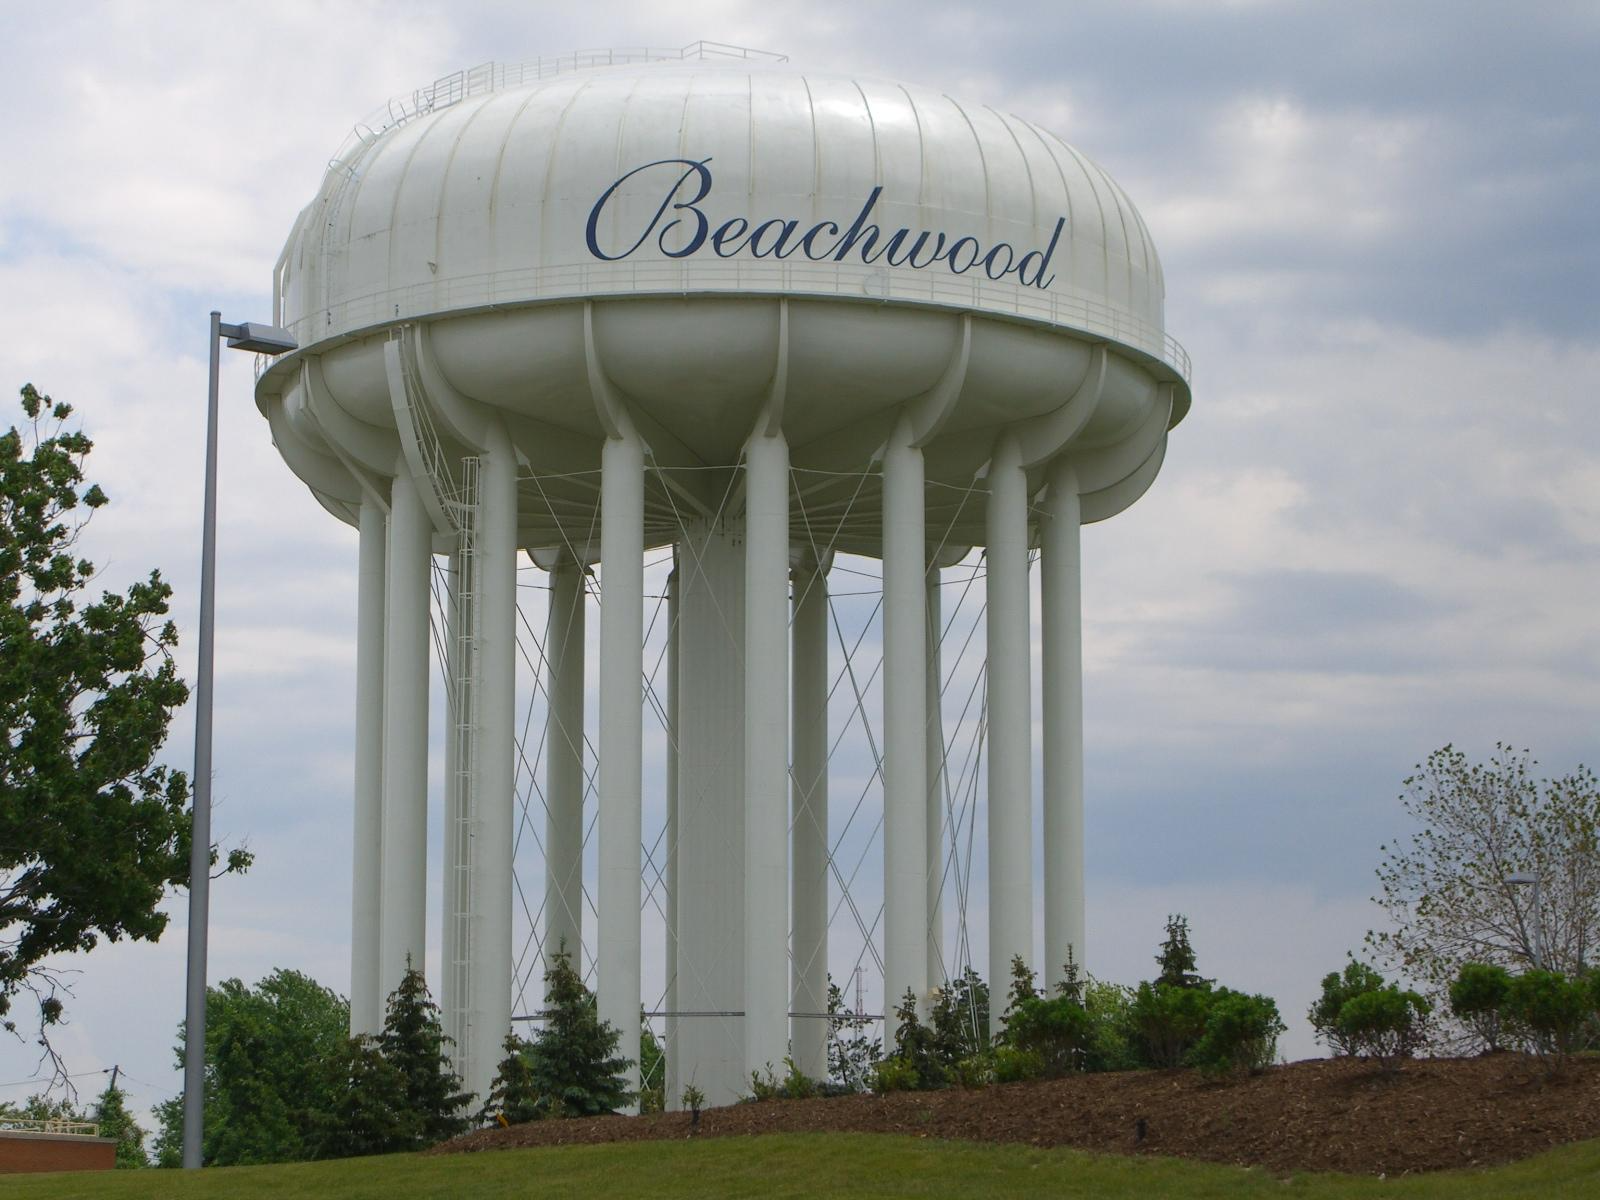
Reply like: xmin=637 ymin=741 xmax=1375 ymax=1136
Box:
xmin=2 ymin=1 xmax=1596 ymax=1126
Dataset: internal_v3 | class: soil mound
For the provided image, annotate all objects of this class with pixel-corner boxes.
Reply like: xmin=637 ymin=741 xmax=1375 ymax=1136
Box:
xmin=434 ymin=1055 xmax=1600 ymax=1176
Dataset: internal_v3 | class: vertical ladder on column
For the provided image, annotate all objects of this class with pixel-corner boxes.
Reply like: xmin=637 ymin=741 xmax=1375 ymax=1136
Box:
xmin=447 ymin=456 xmax=482 ymax=1077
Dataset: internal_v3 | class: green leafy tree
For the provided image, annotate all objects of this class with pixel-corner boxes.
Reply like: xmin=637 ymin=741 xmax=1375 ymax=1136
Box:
xmin=94 ymin=1081 xmax=148 ymax=1168
xmin=1369 ymin=745 xmax=1600 ymax=992
xmin=526 ymin=945 xmax=633 ymax=1117
xmin=1002 ymin=994 xmax=1093 ymax=1077
xmin=884 ymin=988 xmax=945 ymax=1090
xmin=1081 ymin=977 xmax=1139 ymax=1072
xmin=1309 ymin=960 xmax=1387 ymax=1056
xmin=930 ymin=966 xmax=990 ymax=1066
xmin=378 ymin=963 xmax=472 ymax=1143
xmin=0 ymin=384 xmax=248 ymax=1039
xmin=638 ymin=1018 xmax=666 ymax=1113
xmin=1130 ymin=981 xmax=1213 ymax=1069
xmin=825 ymin=977 xmax=880 ymax=1093
xmin=1448 ymin=962 xmax=1515 ymax=1053
xmin=1000 ymin=955 xmax=1039 ymax=1039
xmin=153 ymin=969 xmax=348 ymax=1166
xmin=307 ymin=1034 xmax=418 ymax=1159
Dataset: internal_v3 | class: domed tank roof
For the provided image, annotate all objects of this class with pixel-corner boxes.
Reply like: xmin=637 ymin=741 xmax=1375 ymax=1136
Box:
xmin=276 ymin=56 xmax=1186 ymax=384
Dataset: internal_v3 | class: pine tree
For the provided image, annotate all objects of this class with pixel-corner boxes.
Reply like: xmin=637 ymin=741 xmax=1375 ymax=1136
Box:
xmin=1155 ymin=915 xmax=1208 ymax=989
xmin=309 ymin=1035 xmax=419 ymax=1159
xmin=481 ymin=1032 xmax=541 ymax=1126
xmin=377 ymin=961 xmax=472 ymax=1143
xmin=527 ymin=945 xmax=633 ymax=1117
xmin=1055 ymin=947 xmax=1086 ymax=1007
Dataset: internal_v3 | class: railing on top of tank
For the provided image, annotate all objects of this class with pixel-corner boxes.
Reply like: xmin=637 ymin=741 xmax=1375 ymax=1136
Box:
xmin=275 ymin=258 xmax=1192 ymax=385
xmin=0 ymin=1116 xmax=102 ymax=1137
xmin=327 ymin=43 xmax=789 ymax=177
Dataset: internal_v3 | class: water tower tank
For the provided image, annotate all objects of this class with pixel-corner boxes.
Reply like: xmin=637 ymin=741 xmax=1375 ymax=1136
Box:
xmin=255 ymin=44 xmax=1190 ymax=1109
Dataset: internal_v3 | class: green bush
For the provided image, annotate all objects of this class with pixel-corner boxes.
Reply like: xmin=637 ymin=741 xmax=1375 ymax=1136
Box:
xmin=1082 ymin=978 xmax=1139 ymax=1072
xmin=1187 ymin=989 xmax=1284 ymax=1077
xmin=1308 ymin=960 xmax=1386 ymax=1056
xmin=1448 ymin=962 xmax=1514 ymax=1053
xmin=951 ymin=1053 xmax=994 ymax=1088
xmin=870 ymin=1055 xmax=919 ymax=1093
xmin=888 ymin=988 xmax=948 ymax=1090
xmin=930 ymin=967 xmax=990 ymax=1065
xmin=1335 ymin=986 xmax=1430 ymax=1071
xmin=1130 ymin=981 xmax=1213 ymax=1069
xmin=991 ymin=1045 xmax=1045 ymax=1083
xmin=1502 ymin=969 xmax=1594 ymax=1062
xmin=1004 ymin=994 xmax=1094 ymax=1077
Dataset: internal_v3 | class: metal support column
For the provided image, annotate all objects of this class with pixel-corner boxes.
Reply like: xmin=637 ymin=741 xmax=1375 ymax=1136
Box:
xmin=351 ymin=497 xmax=387 ymax=1035
xmin=790 ymin=552 xmax=829 ymax=1081
xmin=598 ymin=422 xmax=644 ymax=1107
xmin=882 ymin=415 xmax=928 ymax=1043
xmin=985 ymin=435 xmax=1033 ymax=1034
xmin=925 ymin=566 xmax=946 ymax=991
xmin=1042 ymin=461 xmax=1085 ymax=981
xmin=744 ymin=431 xmax=790 ymax=1079
xmin=544 ymin=556 xmax=586 ymax=973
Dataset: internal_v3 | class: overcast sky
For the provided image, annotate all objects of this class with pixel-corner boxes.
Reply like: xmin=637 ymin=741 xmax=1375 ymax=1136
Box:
xmin=2 ymin=1 xmax=1596 ymax=1126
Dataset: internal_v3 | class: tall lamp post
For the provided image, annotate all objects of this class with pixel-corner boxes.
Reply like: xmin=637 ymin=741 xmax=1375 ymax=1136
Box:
xmin=1505 ymin=870 xmax=1545 ymax=971
xmin=183 ymin=314 xmax=297 ymax=1170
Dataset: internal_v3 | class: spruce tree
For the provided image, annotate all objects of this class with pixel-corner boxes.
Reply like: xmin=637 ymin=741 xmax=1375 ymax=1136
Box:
xmin=527 ymin=945 xmax=633 ymax=1117
xmin=309 ymin=1035 xmax=418 ymax=1158
xmin=377 ymin=962 xmax=472 ymax=1143
xmin=481 ymin=1032 xmax=541 ymax=1126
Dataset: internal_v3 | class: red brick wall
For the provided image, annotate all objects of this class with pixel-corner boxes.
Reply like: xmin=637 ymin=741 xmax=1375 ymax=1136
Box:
xmin=0 ymin=1132 xmax=117 ymax=1173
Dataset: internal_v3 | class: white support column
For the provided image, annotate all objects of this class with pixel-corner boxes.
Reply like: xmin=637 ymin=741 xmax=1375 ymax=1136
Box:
xmin=925 ymin=566 xmax=946 ymax=991
xmin=985 ymin=435 xmax=1033 ymax=1035
xmin=598 ymin=421 xmax=644 ymax=1106
xmin=441 ymin=552 xmax=465 ymax=1059
xmin=351 ymin=497 xmax=387 ymax=1036
xmin=467 ymin=423 xmax=517 ymax=1104
xmin=664 ymin=556 xmax=681 ymax=1105
xmin=790 ymin=552 xmax=829 ymax=1081
xmin=1042 ymin=462 xmax=1085 ymax=981
xmin=882 ymin=415 xmax=928 ymax=1044
xmin=380 ymin=470 xmax=431 ymax=1000
xmin=744 ymin=431 xmax=790 ymax=1079
xmin=544 ymin=556 xmax=586 ymax=973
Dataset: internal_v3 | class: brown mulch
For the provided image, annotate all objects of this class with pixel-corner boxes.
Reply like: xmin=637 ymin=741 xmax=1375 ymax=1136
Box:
xmin=432 ymin=1054 xmax=1600 ymax=1177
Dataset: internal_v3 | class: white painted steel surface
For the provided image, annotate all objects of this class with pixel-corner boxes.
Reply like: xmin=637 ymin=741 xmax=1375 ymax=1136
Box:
xmin=254 ymin=52 xmax=1191 ymax=1113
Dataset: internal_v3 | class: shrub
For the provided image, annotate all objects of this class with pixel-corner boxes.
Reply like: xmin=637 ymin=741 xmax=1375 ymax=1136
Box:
xmin=930 ymin=967 xmax=990 ymax=1065
xmin=1448 ymin=963 xmax=1514 ymax=1053
xmin=888 ymin=988 xmax=947 ymax=1090
xmin=870 ymin=1056 xmax=918 ymax=1093
xmin=951 ymin=1053 xmax=994 ymax=1088
xmin=1004 ymin=994 xmax=1094 ymax=1077
xmin=747 ymin=1064 xmax=782 ymax=1102
xmin=1308 ymin=960 xmax=1386 ymax=1056
xmin=1082 ymin=978 xmax=1139 ymax=1072
xmin=1130 ymin=981 xmax=1213 ymax=1069
xmin=991 ymin=1045 xmax=1045 ymax=1083
xmin=1188 ymin=989 xmax=1284 ymax=1078
xmin=1336 ymin=986 xmax=1430 ymax=1071
xmin=1502 ymin=969 xmax=1594 ymax=1063
xmin=781 ymin=1056 xmax=819 ymax=1100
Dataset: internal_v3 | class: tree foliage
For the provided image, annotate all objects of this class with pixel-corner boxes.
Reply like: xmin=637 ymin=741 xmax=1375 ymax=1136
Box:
xmin=1368 ymin=744 xmax=1600 ymax=992
xmin=524 ymin=946 xmax=632 ymax=1118
xmin=1335 ymin=986 xmax=1431 ymax=1071
xmin=377 ymin=963 xmax=472 ymax=1143
xmin=308 ymin=1034 xmax=417 ymax=1159
xmin=825 ymin=977 xmax=880 ymax=1093
xmin=154 ymin=968 xmax=349 ymax=1166
xmin=1309 ymin=960 xmax=1387 ymax=1056
xmin=95 ymin=1082 xmax=148 ymax=1168
xmin=1 ymin=384 xmax=247 ymax=1034
xmin=1448 ymin=962 xmax=1514 ymax=1053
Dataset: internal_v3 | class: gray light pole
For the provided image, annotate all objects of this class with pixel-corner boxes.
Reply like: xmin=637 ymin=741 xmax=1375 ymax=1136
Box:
xmin=182 ymin=314 xmax=296 ymax=1170
xmin=1506 ymin=870 xmax=1545 ymax=971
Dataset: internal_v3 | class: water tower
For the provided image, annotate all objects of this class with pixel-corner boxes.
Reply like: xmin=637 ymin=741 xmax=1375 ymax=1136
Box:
xmin=253 ymin=43 xmax=1190 ymax=1108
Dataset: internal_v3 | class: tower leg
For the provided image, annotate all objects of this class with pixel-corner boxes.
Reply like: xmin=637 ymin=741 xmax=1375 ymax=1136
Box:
xmin=544 ymin=555 xmax=586 ymax=975
xmin=882 ymin=416 xmax=928 ymax=1046
xmin=985 ymin=437 xmax=1033 ymax=1035
xmin=744 ymin=432 xmax=790 ymax=1081
xmin=351 ymin=497 xmax=386 ymax=1036
xmin=790 ymin=553 xmax=829 ymax=1081
xmin=925 ymin=566 xmax=946 ymax=992
xmin=664 ymin=556 xmax=681 ymax=1106
xmin=380 ymin=471 xmax=431 ymax=1001
xmin=1042 ymin=463 xmax=1085 ymax=982
xmin=597 ymin=425 xmax=644 ymax=1109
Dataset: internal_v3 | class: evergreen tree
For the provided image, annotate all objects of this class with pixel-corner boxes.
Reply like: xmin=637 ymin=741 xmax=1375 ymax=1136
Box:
xmin=94 ymin=1082 xmax=148 ymax=1168
xmin=526 ymin=945 xmax=633 ymax=1117
xmin=1156 ymin=915 xmax=1208 ymax=989
xmin=378 ymin=961 xmax=472 ymax=1143
xmin=481 ymin=1032 xmax=541 ymax=1126
xmin=889 ymin=988 xmax=945 ymax=1089
xmin=308 ymin=1035 xmax=419 ymax=1159
xmin=1055 ymin=947 xmax=1086 ymax=1006
xmin=1000 ymin=955 xmax=1039 ymax=1037
xmin=930 ymin=966 xmax=990 ymax=1064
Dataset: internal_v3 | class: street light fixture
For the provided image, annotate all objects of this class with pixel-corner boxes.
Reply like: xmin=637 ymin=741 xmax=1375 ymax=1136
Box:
xmin=182 ymin=312 xmax=297 ymax=1170
xmin=1505 ymin=871 xmax=1545 ymax=971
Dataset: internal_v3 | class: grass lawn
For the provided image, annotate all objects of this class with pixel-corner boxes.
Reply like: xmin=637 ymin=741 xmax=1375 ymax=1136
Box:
xmin=4 ymin=1133 xmax=1599 ymax=1199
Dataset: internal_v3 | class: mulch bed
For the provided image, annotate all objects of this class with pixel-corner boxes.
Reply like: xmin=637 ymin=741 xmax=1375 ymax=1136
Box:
xmin=432 ymin=1054 xmax=1600 ymax=1177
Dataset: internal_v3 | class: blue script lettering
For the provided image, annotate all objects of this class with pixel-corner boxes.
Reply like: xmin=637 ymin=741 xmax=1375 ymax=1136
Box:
xmin=584 ymin=158 xmax=1065 ymax=290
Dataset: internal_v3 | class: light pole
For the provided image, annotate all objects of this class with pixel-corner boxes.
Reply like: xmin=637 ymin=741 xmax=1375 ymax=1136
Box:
xmin=1505 ymin=870 xmax=1545 ymax=971
xmin=183 ymin=314 xmax=296 ymax=1170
